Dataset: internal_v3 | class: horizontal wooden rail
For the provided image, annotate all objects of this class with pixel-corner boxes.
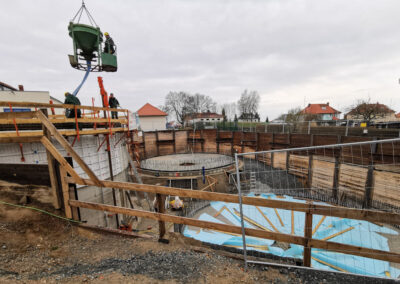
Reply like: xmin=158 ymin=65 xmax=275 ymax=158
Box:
xmin=0 ymin=128 xmax=128 ymax=139
xmin=0 ymin=111 xmax=37 ymax=119
xmin=0 ymin=136 xmax=43 ymax=143
xmin=69 ymin=199 xmax=400 ymax=264
xmin=0 ymin=101 xmax=127 ymax=113
xmin=0 ymin=117 xmax=127 ymax=125
xmin=65 ymin=177 xmax=400 ymax=225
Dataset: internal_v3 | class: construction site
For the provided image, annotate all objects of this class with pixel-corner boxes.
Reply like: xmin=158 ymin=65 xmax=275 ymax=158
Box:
xmin=2 ymin=1 xmax=400 ymax=283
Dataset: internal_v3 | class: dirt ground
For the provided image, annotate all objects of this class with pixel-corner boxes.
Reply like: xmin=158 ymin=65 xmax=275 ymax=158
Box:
xmin=0 ymin=182 xmax=397 ymax=283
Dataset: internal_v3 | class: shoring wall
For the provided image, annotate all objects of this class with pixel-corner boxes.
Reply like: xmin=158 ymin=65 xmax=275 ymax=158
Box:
xmin=135 ymin=130 xmax=400 ymax=209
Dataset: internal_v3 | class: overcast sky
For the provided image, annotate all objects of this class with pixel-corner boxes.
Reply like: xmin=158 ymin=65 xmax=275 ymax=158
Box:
xmin=2 ymin=0 xmax=400 ymax=120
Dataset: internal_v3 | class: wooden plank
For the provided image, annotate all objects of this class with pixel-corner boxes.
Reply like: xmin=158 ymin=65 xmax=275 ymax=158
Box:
xmin=321 ymin=226 xmax=354 ymax=241
xmin=60 ymin=167 xmax=72 ymax=219
xmin=41 ymin=109 xmax=61 ymax=209
xmin=303 ymin=211 xmax=313 ymax=267
xmin=291 ymin=210 xmax=295 ymax=234
xmin=0 ymin=117 xmax=126 ymax=125
xmin=65 ymin=177 xmax=400 ymax=225
xmin=256 ymin=206 xmax=279 ymax=232
xmin=0 ymin=136 xmax=42 ymax=143
xmin=0 ymin=101 xmax=127 ymax=113
xmin=0 ymin=128 xmax=127 ymax=139
xmin=0 ymin=111 xmax=36 ymax=119
xmin=40 ymin=136 xmax=83 ymax=184
xmin=37 ymin=111 xmax=103 ymax=187
xmin=312 ymin=216 xmax=326 ymax=236
xmin=69 ymin=199 xmax=400 ymax=264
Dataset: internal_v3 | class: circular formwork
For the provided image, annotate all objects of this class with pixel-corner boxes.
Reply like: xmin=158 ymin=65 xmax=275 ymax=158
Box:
xmin=139 ymin=153 xmax=237 ymax=177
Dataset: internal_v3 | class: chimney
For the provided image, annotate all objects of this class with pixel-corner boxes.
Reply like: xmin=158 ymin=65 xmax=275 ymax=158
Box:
xmin=18 ymin=85 xmax=24 ymax=91
xmin=326 ymin=102 xmax=329 ymax=106
xmin=308 ymin=103 xmax=310 ymax=107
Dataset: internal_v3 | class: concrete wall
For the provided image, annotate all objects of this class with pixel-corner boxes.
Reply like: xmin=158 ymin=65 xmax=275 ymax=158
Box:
xmin=0 ymin=133 xmax=129 ymax=186
xmin=139 ymin=116 xmax=166 ymax=131
xmin=0 ymin=91 xmax=64 ymax=115
xmin=77 ymin=168 xmax=129 ymax=228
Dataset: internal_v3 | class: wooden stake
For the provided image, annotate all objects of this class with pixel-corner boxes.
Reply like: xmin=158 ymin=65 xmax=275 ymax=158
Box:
xmin=157 ymin=193 xmax=166 ymax=239
xmin=60 ymin=166 xmax=72 ymax=219
xmin=303 ymin=211 xmax=313 ymax=267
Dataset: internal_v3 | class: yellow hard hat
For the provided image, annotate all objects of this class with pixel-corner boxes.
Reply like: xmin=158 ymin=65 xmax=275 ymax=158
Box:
xmin=64 ymin=92 xmax=69 ymax=96
xmin=104 ymin=32 xmax=109 ymax=36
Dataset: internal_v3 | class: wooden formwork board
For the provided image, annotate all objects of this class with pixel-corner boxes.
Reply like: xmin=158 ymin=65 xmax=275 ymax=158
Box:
xmin=373 ymin=170 xmax=400 ymax=207
xmin=338 ymin=164 xmax=368 ymax=200
xmin=311 ymin=159 xmax=335 ymax=190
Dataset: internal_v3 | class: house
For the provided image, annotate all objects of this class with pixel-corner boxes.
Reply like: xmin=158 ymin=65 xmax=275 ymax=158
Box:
xmin=238 ymin=113 xmax=260 ymax=123
xmin=345 ymin=103 xmax=396 ymax=122
xmin=184 ymin=112 xmax=224 ymax=126
xmin=0 ymin=82 xmax=64 ymax=115
xmin=137 ymin=103 xmax=167 ymax=131
xmin=300 ymin=103 xmax=341 ymax=121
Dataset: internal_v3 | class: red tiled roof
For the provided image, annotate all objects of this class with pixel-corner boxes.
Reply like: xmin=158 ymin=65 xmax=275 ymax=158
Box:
xmin=396 ymin=113 xmax=400 ymax=118
xmin=137 ymin=103 xmax=167 ymax=117
xmin=301 ymin=103 xmax=341 ymax=115
xmin=185 ymin=112 xmax=224 ymax=120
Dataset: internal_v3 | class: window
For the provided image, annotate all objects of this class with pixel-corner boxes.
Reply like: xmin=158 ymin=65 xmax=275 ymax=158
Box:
xmin=321 ymin=106 xmax=326 ymax=110
xmin=201 ymin=118 xmax=204 ymax=121
xmin=212 ymin=118 xmax=214 ymax=121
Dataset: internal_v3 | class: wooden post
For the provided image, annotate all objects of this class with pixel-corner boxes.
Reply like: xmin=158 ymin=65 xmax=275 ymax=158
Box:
xmin=172 ymin=130 xmax=176 ymax=154
xmin=216 ymin=129 xmax=220 ymax=153
xmin=230 ymin=131 xmax=234 ymax=156
xmin=363 ymin=165 xmax=375 ymax=209
xmin=200 ymin=130 xmax=204 ymax=152
xmin=332 ymin=149 xmax=341 ymax=202
xmin=41 ymin=109 xmax=61 ymax=209
xmin=241 ymin=131 xmax=244 ymax=153
xmin=155 ymin=131 xmax=160 ymax=157
xmin=157 ymin=193 xmax=166 ymax=239
xmin=142 ymin=132 xmax=147 ymax=159
xmin=256 ymin=132 xmax=259 ymax=151
xmin=307 ymin=154 xmax=313 ymax=189
xmin=60 ymin=166 xmax=72 ymax=219
xmin=303 ymin=210 xmax=313 ymax=267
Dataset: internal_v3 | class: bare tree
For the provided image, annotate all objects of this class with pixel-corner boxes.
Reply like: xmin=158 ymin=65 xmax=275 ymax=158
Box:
xmin=285 ymin=107 xmax=303 ymax=123
xmin=164 ymin=92 xmax=191 ymax=124
xmin=237 ymin=90 xmax=260 ymax=119
xmin=347 ymin=99 xmax=394 ymax=122
xmin=219 ymin=102 xmax=237 ymax=121
xmin=186 ymin=94 xmax=216 ymax=114
xmin=164 ymin=92 xmax=217 ymax=124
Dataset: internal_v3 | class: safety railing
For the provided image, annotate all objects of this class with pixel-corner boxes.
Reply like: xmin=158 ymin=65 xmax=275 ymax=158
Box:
xmin=234 ymin=138 xmax=400 ymax=277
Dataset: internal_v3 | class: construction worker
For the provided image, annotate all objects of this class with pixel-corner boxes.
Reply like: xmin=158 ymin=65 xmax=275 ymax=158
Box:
xmin=104 ymin=32 xmax=115 ymax=54
xmin=108 ymin=93 xmax=120 ymax=119
xmin=64 ymin=92 xmax=81 ymax=118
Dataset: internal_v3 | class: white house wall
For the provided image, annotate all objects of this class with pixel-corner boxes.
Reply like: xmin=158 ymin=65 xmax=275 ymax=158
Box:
xmin=139 ymin=116 xmax=166 ymax=131
xmin=0 ymin=91 xmax=64 ymax=115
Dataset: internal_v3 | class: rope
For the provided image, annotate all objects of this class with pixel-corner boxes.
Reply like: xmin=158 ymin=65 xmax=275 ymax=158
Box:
xmin=0 ymin=200 xmax=82 ymax=224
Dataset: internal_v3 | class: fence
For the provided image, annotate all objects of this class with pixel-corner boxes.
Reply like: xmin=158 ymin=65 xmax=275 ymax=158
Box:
xmin=234 ymin=138 xmax=400 ymax=277
xmin=2 ymin=109 xmax=400 ymax=279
